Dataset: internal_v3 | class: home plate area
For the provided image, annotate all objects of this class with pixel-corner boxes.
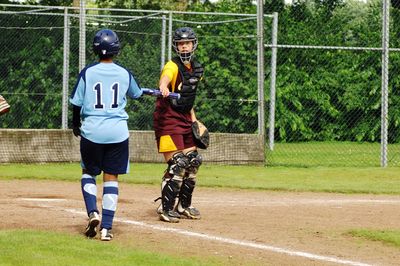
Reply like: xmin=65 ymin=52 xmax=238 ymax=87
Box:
xmin=1 ymin=180 xmax=399 ymax=265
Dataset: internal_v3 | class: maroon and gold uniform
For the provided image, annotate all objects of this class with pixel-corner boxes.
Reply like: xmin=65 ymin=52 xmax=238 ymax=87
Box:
xmin=155 ymin=27 xmax=204 ymax=223
xmin=153 ymin=57 xmax=202 ymax=152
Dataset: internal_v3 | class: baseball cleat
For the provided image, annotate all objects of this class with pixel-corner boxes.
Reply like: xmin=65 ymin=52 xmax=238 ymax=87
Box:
xmin=156 ymin=204 xmax=163 ymax=215
xmin=85 ymin=212 xmax=100 ymax=238
xmin=178 ymin=206 xmax=201 ymax=219
xmin=100 ymin=228 xmax=113 ymax=241
xmin=159 ymin=210 xmax=180 ymax=223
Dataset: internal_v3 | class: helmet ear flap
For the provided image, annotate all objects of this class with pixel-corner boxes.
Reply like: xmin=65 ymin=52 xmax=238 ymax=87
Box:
xmin=172 ymin=40 xmax=178 ymax=53
xmin=192 ymin=38 xmax=198 ymax=51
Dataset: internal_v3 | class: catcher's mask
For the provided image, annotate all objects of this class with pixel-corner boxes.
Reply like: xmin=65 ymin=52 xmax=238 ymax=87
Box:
xmin=172 ymin=27 xmax=198 ymax=64
xmin=93 ymin=29 xmax=120 ymax=58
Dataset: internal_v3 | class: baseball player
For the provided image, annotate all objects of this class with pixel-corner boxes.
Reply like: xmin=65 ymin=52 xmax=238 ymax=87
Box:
xmin=0 ymin=95 xmax=10 ymax=115
xmin=153 ymin=27 xmax=204 ymax=223
xmin=70 ymin=29 xmax=143 ymax=240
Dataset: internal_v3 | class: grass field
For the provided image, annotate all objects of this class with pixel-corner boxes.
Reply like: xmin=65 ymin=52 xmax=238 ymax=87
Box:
xmin=0 ymin=230 xmax=217 ymax=266
xmin=267 ymin=141 xmax=400 ymax=167
xmin=0 ymin=163 xmax=399 ymax=194
xmin=1 ymin=162 xmax=399 ymax=265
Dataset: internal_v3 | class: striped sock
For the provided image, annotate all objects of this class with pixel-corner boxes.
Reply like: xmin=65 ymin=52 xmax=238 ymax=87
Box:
xmin=81 ymin=174 xmax=98 ymax=215
xmin=101 ymin=181 xmax=119 ymax=230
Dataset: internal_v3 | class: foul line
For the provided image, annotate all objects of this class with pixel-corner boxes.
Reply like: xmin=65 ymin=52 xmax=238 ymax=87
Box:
xmin=33 ymin=203 xmax=371 ymax=266
xmin=19 ymin=198 xmax=67 ymax=202
xmin=115 ymin=217 xmax=372 ymax=266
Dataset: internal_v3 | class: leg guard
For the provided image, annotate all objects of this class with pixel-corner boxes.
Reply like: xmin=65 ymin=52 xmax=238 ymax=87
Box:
xmin=177 ymin=151 xmax=202 ymax=219
xmin=158 ymin=152 xmax=190 ymax=222
xmin=161 ymin=174 xmax=183 ymax=211
xmin=159 ymin=174 xmax=182 ymax=223
xmin=178 ymin=174 xmax=196 ymax=209
xmin=167 ymin=152 xmax=189 ymax=177
xmin=159 ymin=152 xmax=189 ymax=213
xmin=185 ymin=150 xmax=202 ymax=176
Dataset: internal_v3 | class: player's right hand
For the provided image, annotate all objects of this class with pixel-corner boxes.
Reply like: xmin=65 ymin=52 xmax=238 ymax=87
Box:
xmin=159 ymin=85 xmax=170 ymax=98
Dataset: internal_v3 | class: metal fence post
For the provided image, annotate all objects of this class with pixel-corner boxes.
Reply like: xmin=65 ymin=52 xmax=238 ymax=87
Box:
xmin=257 ymin=0 xmax=265 ymax=146
xmin=168 ymin=11 xmax=173 ymax=61
xmin=79 ymin=0 xmax=86 ymax=71
xmin=268 ymin=12 xmax=278 ymax=151
xmin=161 ymin=14 xmax=166 ymax=71
xmin=381 ymin=0 xmax=390 ymax=167
xmin=62 ymin=8 xmax=70 ymax=129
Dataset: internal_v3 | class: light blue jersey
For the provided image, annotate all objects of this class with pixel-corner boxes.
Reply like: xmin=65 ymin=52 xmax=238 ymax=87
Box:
xmin=70 ymin=62 xmax=142 ymax=144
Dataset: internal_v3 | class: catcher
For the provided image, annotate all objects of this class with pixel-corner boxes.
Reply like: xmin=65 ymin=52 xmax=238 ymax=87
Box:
xmin=153 ymin=27 xmax=208 ymax=223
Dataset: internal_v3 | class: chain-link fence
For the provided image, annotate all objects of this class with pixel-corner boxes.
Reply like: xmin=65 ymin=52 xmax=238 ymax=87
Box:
xmin=263 ymin=0 xmax=400 ymax=167
xmin=1 ymin=2 xmax=400 ymax=167
xmin=0 ymin=3 xmax=265 ymax=165
xmin=0 ymin=4 xmax=263 ymax=132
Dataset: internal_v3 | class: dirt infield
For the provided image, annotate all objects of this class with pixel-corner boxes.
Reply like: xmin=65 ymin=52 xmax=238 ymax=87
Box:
xmin=1 ymin=179 xmax=399 ymax=265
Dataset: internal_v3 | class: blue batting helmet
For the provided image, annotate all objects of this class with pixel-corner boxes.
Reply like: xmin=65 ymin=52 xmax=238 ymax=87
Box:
xmin=92 ymin=29 xmax=120 ymax=57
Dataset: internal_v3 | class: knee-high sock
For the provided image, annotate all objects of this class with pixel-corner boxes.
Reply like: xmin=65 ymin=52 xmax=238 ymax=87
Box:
xmin=81 ymin=174 xmax=98 ymax=215
xmin=101 ymin=181 xmax=119 ymax=230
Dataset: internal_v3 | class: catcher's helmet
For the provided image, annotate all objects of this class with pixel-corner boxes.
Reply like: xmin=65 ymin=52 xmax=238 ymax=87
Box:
xmin=92 ymin=29 xmax=120 ymax=57
xmin=172 ymin=27 xmax=198 ymax=64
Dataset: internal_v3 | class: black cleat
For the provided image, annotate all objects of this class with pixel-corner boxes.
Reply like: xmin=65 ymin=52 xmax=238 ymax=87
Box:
xmin=85 ymin=212 xmax=100 ymax=238
xmin=159 ymin=210 xmax=180 ymax=223
xmin=178 ymin=206 xmax=201 ymax=220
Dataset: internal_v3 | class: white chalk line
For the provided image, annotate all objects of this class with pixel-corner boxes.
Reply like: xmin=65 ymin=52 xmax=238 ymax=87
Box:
xmin=27 ymin=199 xmax=373 ymax=266
xmin=18 ymin=198 xmax=67 ymax=202
xmin=16 ymin=197 xmax=400 ymax=207
xmin=196 ymin=198 xmax=400 ymax=207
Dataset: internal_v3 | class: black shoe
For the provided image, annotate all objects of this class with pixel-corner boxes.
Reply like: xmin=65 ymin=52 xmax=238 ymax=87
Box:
xmin=178 ymin=206 xmax=201 ymax=220
xmin=85 ymin=212 xmax=100 ymax=238
xmin=159 ymin=210 xmax=180 ymax=223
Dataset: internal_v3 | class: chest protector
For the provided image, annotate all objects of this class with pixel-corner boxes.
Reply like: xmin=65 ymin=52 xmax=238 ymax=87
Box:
xmin=170 ymin=57 xmax=204 ymax=113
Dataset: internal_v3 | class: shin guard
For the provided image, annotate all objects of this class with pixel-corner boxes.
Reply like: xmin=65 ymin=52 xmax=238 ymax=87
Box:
xmin=176 ymin=151 xmax=202 ymax=218
xmin=160 ymin=152 xmax=188 ymax=212
xmin=178 ymin=175 xmax=196 ymax=210
xmin=161 ymin=175 xmax=183 ymax=212
xmin=178 ymin=150 xmax=202 ymax=209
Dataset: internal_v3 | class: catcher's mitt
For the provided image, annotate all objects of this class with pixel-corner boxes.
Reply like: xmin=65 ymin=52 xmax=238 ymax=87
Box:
xmin=0 ymin=95 xmax=10 ymax=115
xmin=192 ymin=120 xmax=209 ymax=149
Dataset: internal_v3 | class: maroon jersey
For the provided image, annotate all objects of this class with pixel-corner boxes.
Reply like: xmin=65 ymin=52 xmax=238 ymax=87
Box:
xmin=153 ymin=97 xmax=192 ymax=137
xmin=153 ymin=60 xmax=193 ymax=137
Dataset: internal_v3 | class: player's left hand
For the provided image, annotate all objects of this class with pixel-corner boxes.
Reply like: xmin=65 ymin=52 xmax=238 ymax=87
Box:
xmin=72 ymin=126 xmax=81 ymax=137
xmin=192 ymin=120 xmax=209 ymax=149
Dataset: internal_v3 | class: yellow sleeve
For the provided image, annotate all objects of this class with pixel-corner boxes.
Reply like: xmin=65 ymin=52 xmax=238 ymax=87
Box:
xmin=160 ymin=61 xmax=179 ymax=92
